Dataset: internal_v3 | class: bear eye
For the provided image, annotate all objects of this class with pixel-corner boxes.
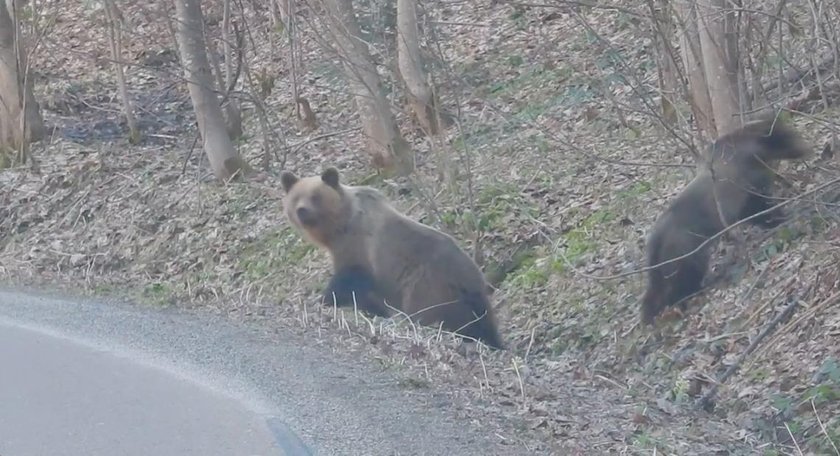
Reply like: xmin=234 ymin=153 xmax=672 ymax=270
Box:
xmin=311 ymin=193 xmax=323 ymax=205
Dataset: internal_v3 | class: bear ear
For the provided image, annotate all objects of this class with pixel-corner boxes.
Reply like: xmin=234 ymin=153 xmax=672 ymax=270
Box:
xmin=280 ymin=171 xmax=299 ymax=193
xmin=321 ymin=167 xmax=340 ymax=189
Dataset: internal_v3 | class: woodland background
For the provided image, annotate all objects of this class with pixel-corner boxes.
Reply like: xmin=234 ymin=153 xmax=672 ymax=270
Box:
xmin=1 ymin=0 xmax=840 ymax=454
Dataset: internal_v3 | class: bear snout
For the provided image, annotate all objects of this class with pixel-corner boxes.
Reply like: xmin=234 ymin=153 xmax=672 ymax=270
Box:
xmin=296 ymin=207 xmax=317 ymax=226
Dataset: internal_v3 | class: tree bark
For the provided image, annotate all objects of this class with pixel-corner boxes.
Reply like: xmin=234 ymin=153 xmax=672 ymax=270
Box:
xmin=0 ymin=0 xmax=44 ymax=153
xmin=648 ymin=0 xmax=681 ymax=126
xmin=173 ymin=0 xmax=249 ymax=181
xmin=104 ymin=0 xmax=141 ymax=144
xmin=273 ymin=0 xmax=289 ymax=31
xmin=675 ymin=0 xmax=716 ymax=139
xmin=322 ymin=0 xmax=413 ymax=175
xmin=219 ymin=0 xmax=242 ymax=139
xmin=697 ymin=0 xmax=742 ymax=135
xmin=396 ymin=0 xmax=439 ymax=135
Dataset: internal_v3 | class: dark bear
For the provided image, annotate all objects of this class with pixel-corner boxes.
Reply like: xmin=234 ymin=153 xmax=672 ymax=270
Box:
xmin=641 ymin=118 xmax=812 ymax=325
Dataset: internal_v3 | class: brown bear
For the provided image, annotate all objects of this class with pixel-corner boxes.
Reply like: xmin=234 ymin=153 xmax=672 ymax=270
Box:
xmin=280 ymin=167 xmax=504 ymax=349
xmin=641 ymin=118 xmax=811 ymax=325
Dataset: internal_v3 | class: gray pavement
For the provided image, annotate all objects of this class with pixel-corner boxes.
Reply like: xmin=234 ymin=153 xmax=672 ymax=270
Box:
xmin=0 ymin=321 xmax=296 ymax=456
xmin=0 ymin=289 xmax=515 ymax=456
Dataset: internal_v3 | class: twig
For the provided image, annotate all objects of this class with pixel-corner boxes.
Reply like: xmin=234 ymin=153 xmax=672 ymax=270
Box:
xmin=595 ymin=373 xmax=627 ymax=391
xmin=180 ymin=133 xmax=201 ymax=176
xmin=286 ymin=127 xmax=361 ymax=155
xmin=523 ymin=327 xmax=536 ymax=362
xmin=479 ymin=351 xmax=489 ymax=393
xmin=428 ymin=21 xmax=491 ymax=27
xmin=560 ymin=176 xmax=840 ymax=282
xmin=511 ymin=1 xmax=646 ymax=19
xmin=812 ymin=398 xmax=840 ymax=456
xmin=742 ymin=286 xmax=788 ymax=330
xmin=512 ymin=358 xmax=525 ymax=399
xmin=785 ymin=421 xmax=805 ymax=456
xmin=696 ymin=285 xmax=807 ymax=410
xmin=758 ymin=288 xmax=840 ymax=361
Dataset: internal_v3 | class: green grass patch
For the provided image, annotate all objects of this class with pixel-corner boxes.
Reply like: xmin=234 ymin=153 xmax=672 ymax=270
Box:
xmin=487 ymin=65 xmax=573 ymax=98
xmin=618 ymin=181 xmax=652 ymax=199
xmin=552 ymin=209 xmax=616 ymax=272
xmin=508 ymin=255 xmax=551 ymax=289
xmin=141 ymin=281 xmax=172 ymax=306
xmin=238 ymin=228 xmax=315 ymax=282
xmin=310 ymin=61 xmax=344 ymax=86
xmin=439 ymin=181 xmax=541 ymax=237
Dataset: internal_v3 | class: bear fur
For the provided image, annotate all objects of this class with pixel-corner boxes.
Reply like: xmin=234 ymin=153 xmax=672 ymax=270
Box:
xmin=641 ymin=118 xmax=811 ymax=325
xmin=280 ymin=167 xmax=504 ymax=349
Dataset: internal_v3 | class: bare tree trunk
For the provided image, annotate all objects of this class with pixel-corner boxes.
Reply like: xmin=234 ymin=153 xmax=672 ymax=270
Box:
xmin=697 ymin=0 xmax=742 ymax=135
xmin=675 ymin=0 xmax=716 ymax=139
xmin=286 ymin=0 xmax=301 ymax=122
xmin=732 ymin=1 xmax=751 ymax=114
xmin=207 ymin=43 xmax=243 ymax=140
xmin=104 ymin=0 xmax=141 ymax=144
xmin=205 ymin=0 xmax=242 ymax=139
xmin=396 ymin=0 xmax=438 ymax=135
xmin=219 ymin=0 xmax=242 ymax=139
xmin=238 ymin=49 xmax=278 ymax=171
xmin=648 ymin=0 xmax=681 ymax=126
xmin=173 ymin=0 xmax=250 ymax=181
xmin=273 ymin=0 xmax=289 ymax=30
xmin=322 ymin=0 xmax=413 ymax=175
xmin=0 ymin=0 xmax=44 ymax=155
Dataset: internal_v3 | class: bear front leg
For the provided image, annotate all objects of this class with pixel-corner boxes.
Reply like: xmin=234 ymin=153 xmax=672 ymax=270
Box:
xmin=742 ymin=194 xmax=787 ymax=229
xmin=323 ymin=265 xmax=390 ymax=317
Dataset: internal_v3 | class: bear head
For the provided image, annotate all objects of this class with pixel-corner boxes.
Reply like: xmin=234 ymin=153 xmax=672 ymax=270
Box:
xmin=280 ymin=167 xmax=348 ymax=248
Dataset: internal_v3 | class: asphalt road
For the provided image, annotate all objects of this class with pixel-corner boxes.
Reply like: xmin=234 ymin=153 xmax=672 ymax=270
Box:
xmin=0 ymin=289 xmax=517 ymax=456
xmin=0 ymin=322 xmax=293 ymax=456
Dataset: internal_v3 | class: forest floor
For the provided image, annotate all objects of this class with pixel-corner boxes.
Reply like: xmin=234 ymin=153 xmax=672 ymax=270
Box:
xmin=2 ymin=1 xmax=840 ymax=454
